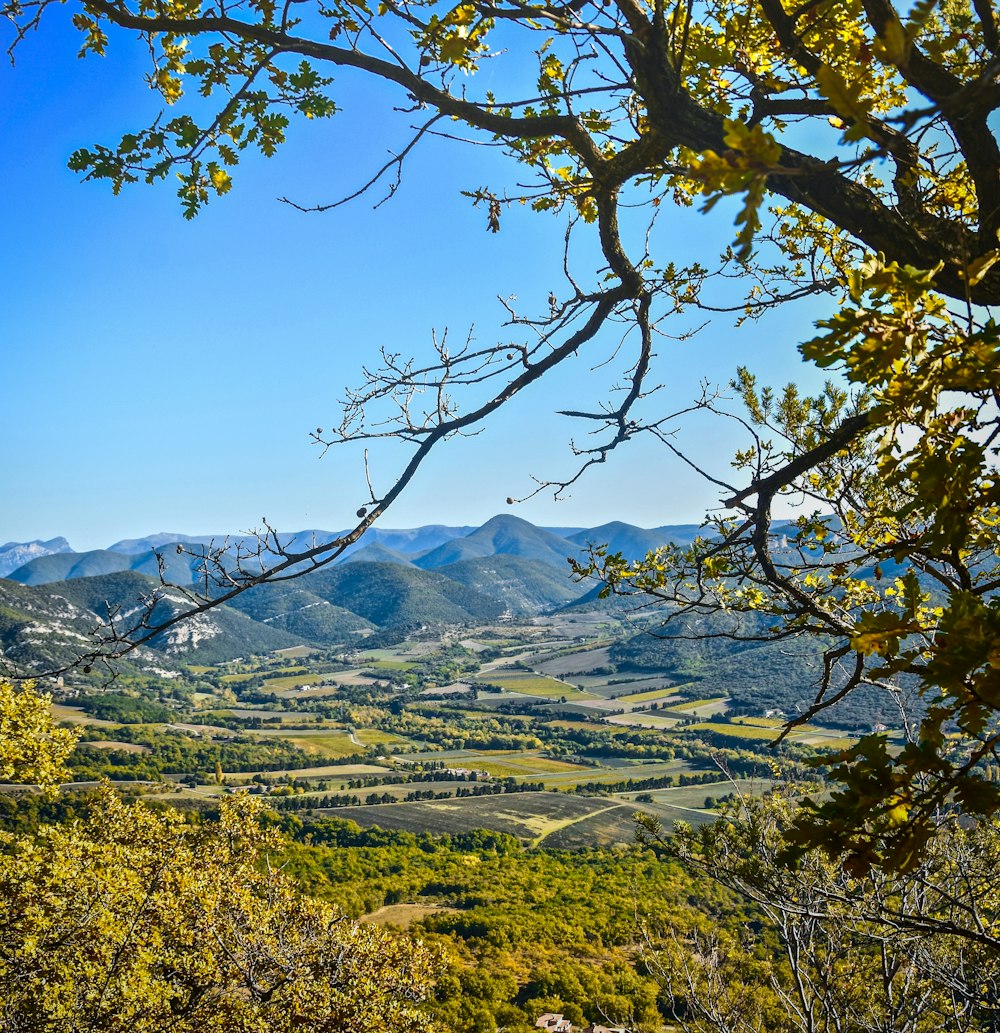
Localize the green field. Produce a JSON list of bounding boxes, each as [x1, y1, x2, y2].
[[475, 673, 600, 700], [617, 686, 684, 704], [354, 728, 408, 746], [260, 672, 329, 691], [50, 704, 116, 727], [606, 712, 681, 729], [618, 777, 777, 817], [688, 719, 855, 748], [254, 730, 362, 758], [361, 659, 419, 672], [456, 750, 593, 779], [668, 696, 729, 712], [687, 721, 778, 740]]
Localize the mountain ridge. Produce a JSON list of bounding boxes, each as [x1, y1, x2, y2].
[[5, 516, 691, 587]]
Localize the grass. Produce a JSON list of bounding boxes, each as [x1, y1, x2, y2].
[[616, 686, 683, 704], [261, 672, 328, 691], [273, 645, 319, 659], [668, 697, 729, 712], [258, 731, 362, 759], [355, 728, 408, 746], [361, 903, 460, 928], [474, 673, 600, 700]]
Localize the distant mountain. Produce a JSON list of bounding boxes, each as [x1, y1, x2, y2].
[[2, 518, 713, 587], [7, 549, 132, 585], [414, 515, 580, 569], [9, 544, 239, 589], [356, 525, 475, 556], [283, 562, 506, 626], [438, 555, 591, 613], [0, 537, 73, 578], [224, 581, 375, 645], [340, 541, 414, 566], [567, 521, 703, 559], [105, 533, 228, 555]]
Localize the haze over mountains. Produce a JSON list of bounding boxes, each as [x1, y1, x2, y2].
[[1, 515, 697, 585], [0, 516, 696, 673]]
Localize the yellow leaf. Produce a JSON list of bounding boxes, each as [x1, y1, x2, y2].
[[962, 251, 999, 286]]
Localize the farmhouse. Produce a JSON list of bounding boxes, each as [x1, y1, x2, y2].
[[536, 1015, 572, 1033]]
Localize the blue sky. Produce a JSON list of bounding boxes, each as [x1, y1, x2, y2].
[[1, 15, 834, 551]]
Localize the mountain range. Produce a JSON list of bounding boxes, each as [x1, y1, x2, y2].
[[0, 516, 693, 673], [2, 515, 692, 587]]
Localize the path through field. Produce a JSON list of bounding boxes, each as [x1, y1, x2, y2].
[[530, 801, 630, 848]]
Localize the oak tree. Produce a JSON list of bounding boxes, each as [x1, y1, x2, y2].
[[0, 684, 441, 1032], [5, 0, 1000, 865]]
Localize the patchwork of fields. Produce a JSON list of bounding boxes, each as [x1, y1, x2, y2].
[[42, 612, 860, 847]]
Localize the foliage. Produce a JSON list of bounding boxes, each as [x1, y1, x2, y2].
[[70, 724, 335, 779], [6, 0, 1000, 871], [0, 790, 440, 1032], [275, 814, 736, 1031], [644, 794, 1000, 1033], [79, 691, 175, 723], [0, 681, 77, 788]]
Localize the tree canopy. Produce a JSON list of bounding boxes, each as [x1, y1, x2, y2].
[[0, 681, 440, 1032], [5, 0, 1000, 867]]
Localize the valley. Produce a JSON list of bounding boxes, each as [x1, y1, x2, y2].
[[0, 518, 909, 1032]]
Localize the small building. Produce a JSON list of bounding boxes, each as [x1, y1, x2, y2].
[[536, 1015, 572, 1033]]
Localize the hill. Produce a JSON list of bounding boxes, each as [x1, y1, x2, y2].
[[7, 549, 131, 585], [438, 555, 591, 613], [567, 521, 703, 559], [414, 515, 580, 569]]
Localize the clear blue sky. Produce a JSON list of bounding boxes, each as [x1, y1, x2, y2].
[[1, 15, 833, 551]]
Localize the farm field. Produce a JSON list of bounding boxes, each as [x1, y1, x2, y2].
[[665, 697, 730, 717], [616, 778, 778, 824], [534, 646, 613, 677], [51, 704, 116, 727], [252, 729, 362, 758], [475, 673, 600, 700], [354, 728, 409, 747], [617, 685, 687, 704], [78, 740, 152, 754], [214, 762, 392, 781], [606, 712, 681, 729], [453, 750, 594, 779], [689, 719, 856, 748], [530, 760, 710, 790], [259, 672, 329, 691], [316, 791, 638, 846]]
